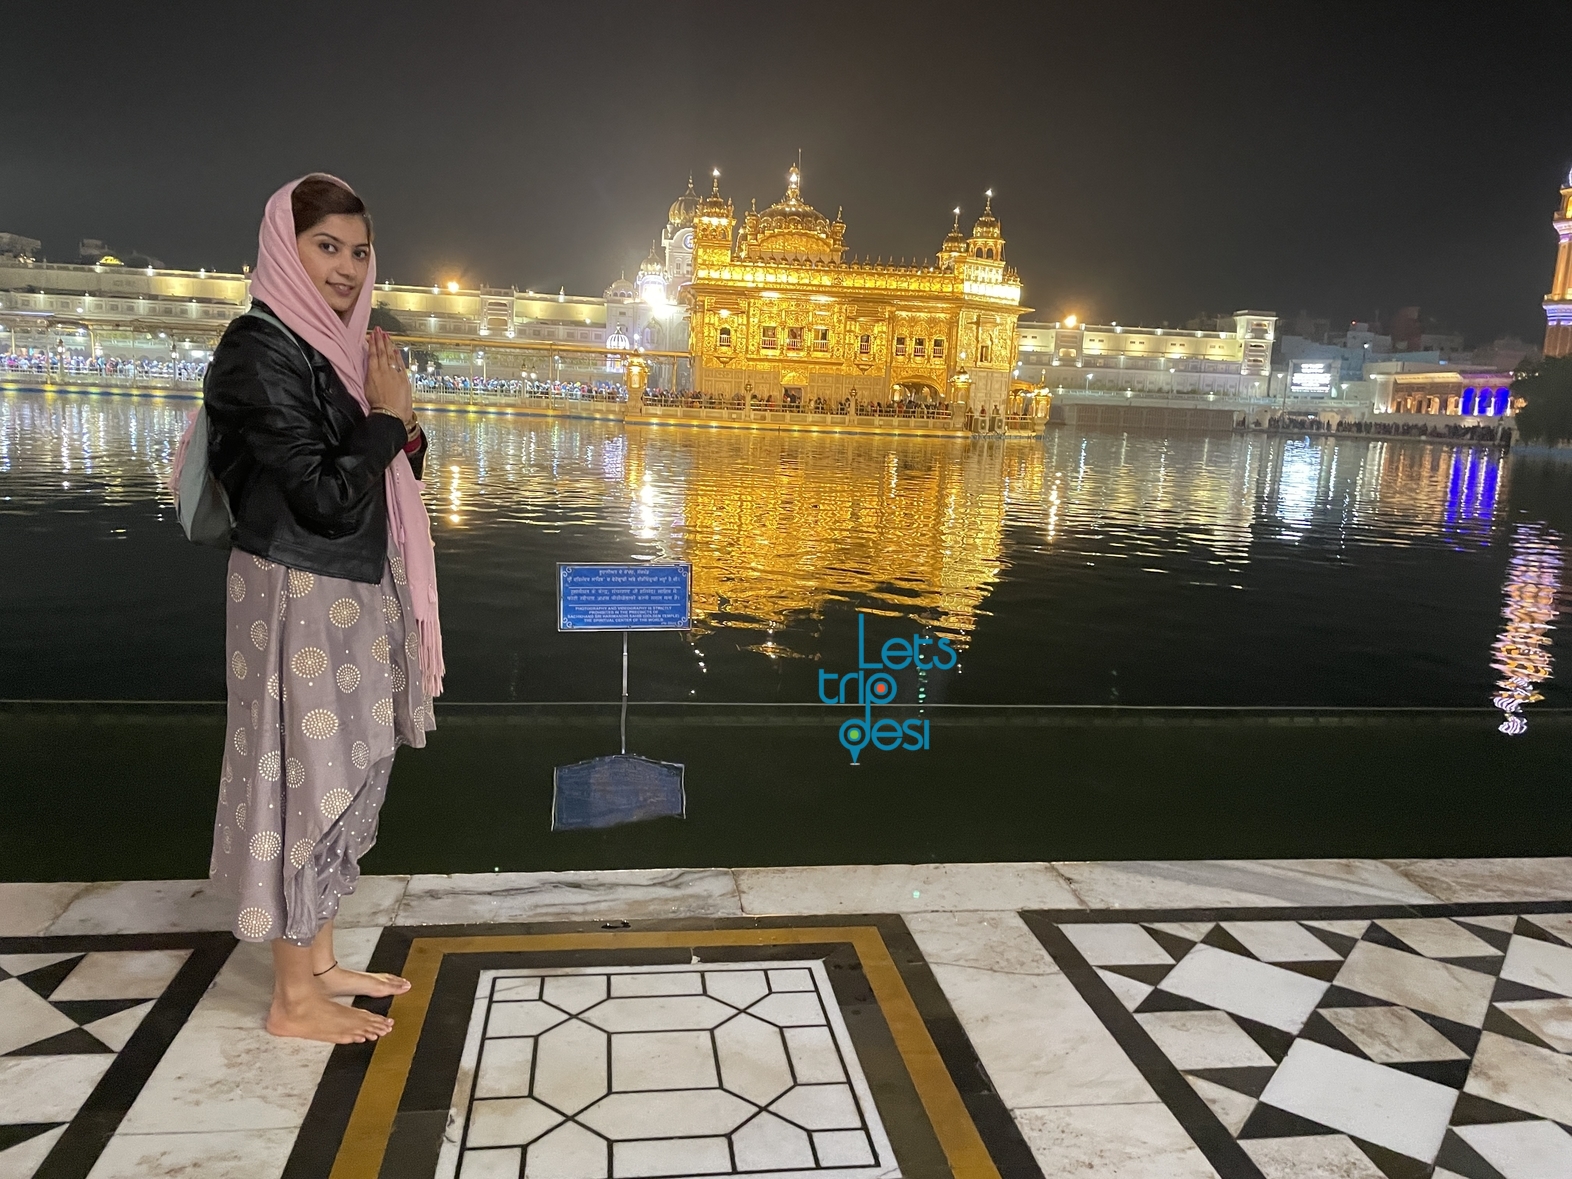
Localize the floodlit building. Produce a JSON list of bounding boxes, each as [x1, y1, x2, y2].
[[1367, 362, 1517, 417], [679, 167, 1028, 421], [1015, 312, 1276, 397]]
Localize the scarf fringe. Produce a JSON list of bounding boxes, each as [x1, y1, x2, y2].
[[418, 616, 445, 699]]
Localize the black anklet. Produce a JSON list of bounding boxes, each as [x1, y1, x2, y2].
[[312, 960, 338, 977]]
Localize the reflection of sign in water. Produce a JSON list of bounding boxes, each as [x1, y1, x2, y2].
[[558, 563, 692, 631], [1290, 359, 1339, 397], [819, 613, 953, 764]]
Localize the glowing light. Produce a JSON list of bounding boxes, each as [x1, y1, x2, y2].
[[1064, 314, 1078, 328], [446, 281, 459, 293]]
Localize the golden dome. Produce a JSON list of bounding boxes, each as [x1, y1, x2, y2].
[[638, 240, 664, 276], [667, 176, 700, 231], [747, 165, 844, 262]]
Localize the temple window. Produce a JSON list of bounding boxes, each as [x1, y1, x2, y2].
[[762, 325, 778, 350], [895, 336, 907, 357], [984, 247, 994, 260], [813, 327, 829, 353], [913, 338, 926, 358], [859, 334, 872, 356], [718, 326, 732, 349], [979, 343, 992, 362], [786, 326, 804, 352], [933, 337, 946, 358]]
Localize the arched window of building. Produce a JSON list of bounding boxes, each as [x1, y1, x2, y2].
[[894, 336, 907, 357], [933, 337, 946, 358], [859, 334, 872, 356], [913, 338, 926, 358], [718, 325, 732, 349], [984, 247, 994, 260], [761, 326, 778, 350]]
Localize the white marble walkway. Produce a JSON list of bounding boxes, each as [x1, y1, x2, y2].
[[2, 857, 1569, 1178]]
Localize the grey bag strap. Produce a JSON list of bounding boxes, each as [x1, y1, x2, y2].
[[243, 305, 312, 368]]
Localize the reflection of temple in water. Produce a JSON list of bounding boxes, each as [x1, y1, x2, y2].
[[423, 414, 1023, 643], [621, 431, 1016, 640], [1490, 523, 1564, 734]]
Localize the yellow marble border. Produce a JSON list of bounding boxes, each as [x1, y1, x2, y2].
[[330, 926, 998, 1179]]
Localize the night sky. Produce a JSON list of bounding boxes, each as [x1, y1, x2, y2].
[[5, 1, 1569, 342]]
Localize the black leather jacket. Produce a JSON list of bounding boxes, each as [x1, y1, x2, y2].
[[204, 300, 426, 584]]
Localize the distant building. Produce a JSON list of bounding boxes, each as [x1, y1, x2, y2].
[[1368, 362, 1517, 417], [0, 253, 656, 379], [1015, 312, 1277, 398], [1543, 167, 1572, 357], [1279, 320, 1448, 381], [0, 233, 41, 260]]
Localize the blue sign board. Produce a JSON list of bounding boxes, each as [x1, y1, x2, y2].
[[558, 563, 692, 631]]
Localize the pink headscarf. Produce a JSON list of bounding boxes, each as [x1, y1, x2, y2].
[[247, 174, 444, 696]]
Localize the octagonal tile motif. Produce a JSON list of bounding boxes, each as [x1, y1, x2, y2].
[[435, 961, 899, 1178]]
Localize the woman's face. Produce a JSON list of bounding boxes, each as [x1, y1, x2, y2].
[[295, 213, 370, 318]]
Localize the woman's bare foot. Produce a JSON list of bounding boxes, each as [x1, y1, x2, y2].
[[317, 964, 412, 999], [266, 992, 394, 1043]]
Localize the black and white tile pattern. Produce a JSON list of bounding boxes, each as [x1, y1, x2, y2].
[[0, 950, 189, 1171], [1031, 908, 1572, 1179], [437, 962, 899, 1179], [0, 936, 232, 1179]]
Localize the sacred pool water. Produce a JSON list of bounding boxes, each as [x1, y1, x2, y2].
[[3, 388, 1568, 878]]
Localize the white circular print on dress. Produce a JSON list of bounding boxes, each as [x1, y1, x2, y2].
[[291, 647, 328, 680], [329, 598, 361, 628], [289, 839, 315, 869], [301, 709, 339, 740]]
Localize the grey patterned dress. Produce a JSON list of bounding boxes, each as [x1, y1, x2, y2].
[[209, 539, 434, 945]]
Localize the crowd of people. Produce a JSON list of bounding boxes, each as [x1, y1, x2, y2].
[[1255, 414, 1514, 446], [639, 388, 957, 420], [411, 374, 624, 401], [1, 352, 208, 382]]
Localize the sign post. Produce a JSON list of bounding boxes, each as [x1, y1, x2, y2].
[[552, 563, 692, 829]]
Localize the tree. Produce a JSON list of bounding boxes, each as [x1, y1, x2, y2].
[[368, 305, 407, 334], [1512, 356, 1572, 446]]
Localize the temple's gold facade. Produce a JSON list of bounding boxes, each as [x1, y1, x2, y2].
[[678, 168, 1028, 424]]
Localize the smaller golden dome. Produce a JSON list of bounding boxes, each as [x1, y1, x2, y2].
[[638, 241, 663, 276], [970, 190, 1002, 240], [941, 207, 966, 252], [699, 169, 729, 219]]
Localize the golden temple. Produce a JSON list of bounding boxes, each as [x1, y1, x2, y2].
[[678, 166, 1029, 426]]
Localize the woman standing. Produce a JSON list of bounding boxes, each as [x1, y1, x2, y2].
[[204, 174, 444, 1043]]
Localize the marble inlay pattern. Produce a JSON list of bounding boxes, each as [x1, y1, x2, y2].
[[1030, 906, 1572, 1179], [0, 937, 228, 1178], [436, 962, 898, 1178]]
